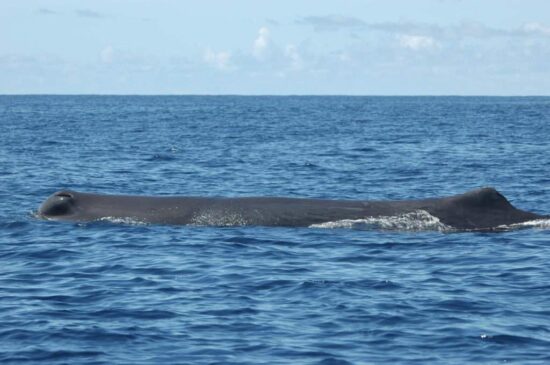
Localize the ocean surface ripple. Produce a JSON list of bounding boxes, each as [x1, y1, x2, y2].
[[1, 96, 549, 364]]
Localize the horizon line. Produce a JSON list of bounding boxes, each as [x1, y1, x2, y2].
[[1, 93, 549, 97]]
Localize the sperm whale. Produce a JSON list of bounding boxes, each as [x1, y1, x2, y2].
[[37, 187, 547, 231]]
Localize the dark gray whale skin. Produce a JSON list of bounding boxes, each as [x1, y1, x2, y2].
[[37, 187, 547, 231]]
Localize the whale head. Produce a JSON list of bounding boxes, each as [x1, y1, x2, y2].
[[38, 191, 77, 220]]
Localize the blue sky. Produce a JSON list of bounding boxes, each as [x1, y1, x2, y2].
[[1, 0, 550, 95]]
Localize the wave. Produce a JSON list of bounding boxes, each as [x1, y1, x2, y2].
[[35, 210, 550, 232], [310, 210, 452, 232], [498, 218, 550, 231], [96, 216, 149, 226], [310, 211, 550, 232]]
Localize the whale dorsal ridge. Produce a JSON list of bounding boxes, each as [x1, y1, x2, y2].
[[453, 187, 513, 210]]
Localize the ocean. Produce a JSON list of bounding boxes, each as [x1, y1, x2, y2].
[[1, 95, 549, 364]]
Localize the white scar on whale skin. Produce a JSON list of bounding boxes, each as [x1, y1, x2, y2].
[[190, 210, 249, 227]]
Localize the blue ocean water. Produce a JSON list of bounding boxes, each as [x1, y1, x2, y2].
[[1, 95, 550, 364]]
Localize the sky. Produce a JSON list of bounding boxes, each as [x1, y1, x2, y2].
[[1, 0, 550, 95]]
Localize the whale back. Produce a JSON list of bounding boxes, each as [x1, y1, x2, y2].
[[37, 187, 546, 230], [423, 187, 543, 230]]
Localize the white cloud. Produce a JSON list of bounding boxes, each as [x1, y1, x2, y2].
[[253, 27, 271, 60], [522, 22, 550, 36], [338, 52, 352, 62], [76, 9, 106, 19], [250, 27, 306, 73], [100, 46, 114, 64], [398, 35, 438, 50], [36, 8, 58, 15], [203, 48, 232, 70], [297, 15, 366, 31], [284, 44, 303, 70], [297, 16, 550, 40]]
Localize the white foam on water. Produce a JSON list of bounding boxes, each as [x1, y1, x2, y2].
[[496, 218, 550, 231], [30, 210, 43, 219], [97, 216, 149, 226], [310, 210, 453, 232]]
